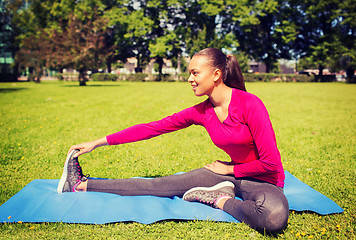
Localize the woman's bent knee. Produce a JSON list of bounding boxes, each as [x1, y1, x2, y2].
[[262, 205, 289, 233]]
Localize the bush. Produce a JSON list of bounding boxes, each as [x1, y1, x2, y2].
[[123, 73, 149, 81], [91, 73, 119, 81], [314, 75, 336, 82], [0, 73, 17, 82], [28, 73, 35, 82], [243, 73, 313, 82], [54, 73, 79, 81], [158, 74, 173, 82], [177, 73, 189, 82], [54, 73, 64, 80]]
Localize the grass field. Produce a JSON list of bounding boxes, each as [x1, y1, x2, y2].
[[0, 81, 355, 239]]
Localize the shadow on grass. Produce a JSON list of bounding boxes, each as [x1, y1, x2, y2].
[[0, 88, 28, 93]]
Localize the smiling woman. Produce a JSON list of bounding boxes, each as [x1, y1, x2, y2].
[[189, 48, 245, 93], [57, 48, 289, 234]]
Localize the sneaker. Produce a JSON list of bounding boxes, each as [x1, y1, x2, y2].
[[183, 181, 235, 208], [57, 149, 88, 193]]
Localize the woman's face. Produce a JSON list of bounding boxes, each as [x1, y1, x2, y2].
[[188, 55, 217, 97]]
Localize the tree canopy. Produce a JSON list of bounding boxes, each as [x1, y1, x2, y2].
[[2, 0, 355, 84]]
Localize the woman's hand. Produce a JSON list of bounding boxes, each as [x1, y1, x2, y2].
[[68, 137, 109, 158], [204, 160, 234, 175]]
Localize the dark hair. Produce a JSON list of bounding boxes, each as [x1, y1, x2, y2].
[[194, 48, 246, 91]]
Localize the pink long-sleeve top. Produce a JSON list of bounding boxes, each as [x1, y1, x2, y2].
[[107, 88, 285, 187]]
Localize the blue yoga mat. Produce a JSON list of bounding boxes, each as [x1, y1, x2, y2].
[[0, 171, 343, 224]]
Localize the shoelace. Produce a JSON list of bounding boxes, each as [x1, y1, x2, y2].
[[75, 161, 83, 178], [75, 162, 90, 181]]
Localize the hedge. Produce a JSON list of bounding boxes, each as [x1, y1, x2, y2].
[[55, 72, 315, 83], [168, 73, 313, 82], [91, 73, 119, 81], [54, 73, 79, 81], [243, 73, 312, 82]]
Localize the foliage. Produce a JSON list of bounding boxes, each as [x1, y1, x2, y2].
[[5, 0, 355, 84], [229, 0, 297, 73], [91, 73, 119, 81], [177, 72, 190, 82], [15, 30, 51, 83], [234, 51, 250, 73], [120, 73, 149, 81], [243, 73, 312, 82], [50, 12, 112, 86], [149, 32, 178, 80]]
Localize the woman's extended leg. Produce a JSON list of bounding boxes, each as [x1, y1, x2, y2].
[[86, 168, 288, 233], [86, 168, 237, 197], [223, 179, 289, 233]]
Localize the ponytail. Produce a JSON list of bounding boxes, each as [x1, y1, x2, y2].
[[225, 55, 246, 91], [194, 48, 246, 91]]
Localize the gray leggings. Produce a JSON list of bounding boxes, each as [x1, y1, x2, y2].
[[87, 168, 289, 233]]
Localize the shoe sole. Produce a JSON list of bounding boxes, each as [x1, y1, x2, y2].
[[57, 149, 78, 194], [183, 181, 235, 200]]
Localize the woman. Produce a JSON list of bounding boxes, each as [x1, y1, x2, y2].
[[58, 48, 289, 233]]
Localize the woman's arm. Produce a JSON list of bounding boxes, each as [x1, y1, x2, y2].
[[106, 104, 204, 145], [69, 102, 205, 158], [232, 95, 281, 177], [205, 94, 281, 178], [69, 137, 109, 158]]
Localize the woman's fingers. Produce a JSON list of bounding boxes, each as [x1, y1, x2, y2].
[[204, 161, 234, 175], [68, 143, 93, 158]]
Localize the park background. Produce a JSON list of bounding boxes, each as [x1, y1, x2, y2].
[[1, 0, 355, 239], [0, 0, 355, 84]]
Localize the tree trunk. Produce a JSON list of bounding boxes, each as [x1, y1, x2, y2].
[[318, 64, 324, 76], [265, 61, 271, 73], [135, 54, 142, 73], [317, 64, 324, 82], [346, 67, 355, 83], [35, 75, 41, 83], [35, 67, 42, 83], [177, 53, 181, 75], [14, 62, 19, 82], [79, 69, 88, 86], [156, 57, 164, 81], [106, 58, 112, 74]]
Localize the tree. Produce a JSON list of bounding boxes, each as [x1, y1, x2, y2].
[[13, 0, 114, 85], [149, 32, 177, 80], [121, 6, 154, 73], [50, 12, 113, 85], [333, 0, 356, 82], [288, 0, 355, 82], [103, 1, 132, 72], [0, 0, 17, 80], [234, 51, 250, 73], [146, 0, 183, 80], [2, 0, 38, 80], [230, 0, 297, 73], [15, 30, 51, 82], [302, 0, 340, 78]]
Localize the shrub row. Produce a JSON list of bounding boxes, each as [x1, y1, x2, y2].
[[55, 72, 317, 83], [54, 73, 79, 81], [94, 73, 189, 82], [0, 73, 17, 82], [91, 73, 119, 81], [243, 73, 313, 82]]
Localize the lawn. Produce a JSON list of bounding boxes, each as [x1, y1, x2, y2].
[[0, 80, 355, 239]]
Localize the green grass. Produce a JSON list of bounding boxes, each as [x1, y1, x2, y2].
[[0, 81, 355, 239]]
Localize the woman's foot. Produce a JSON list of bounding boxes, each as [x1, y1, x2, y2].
[[57, 149, 88, 193], [183, 181, 235, 208]]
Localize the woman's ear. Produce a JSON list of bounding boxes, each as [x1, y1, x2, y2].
[[213, 69, 222, 82]]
